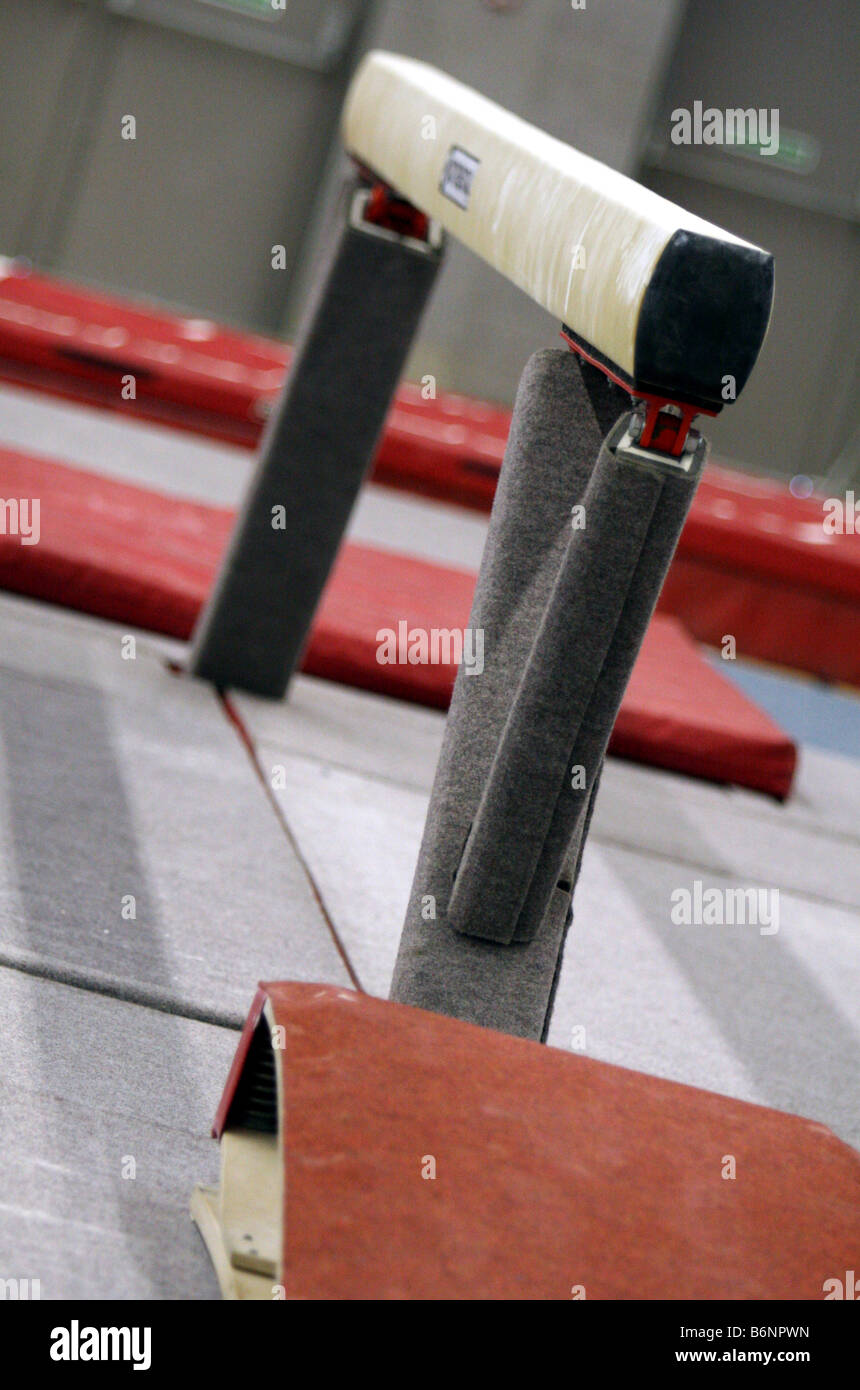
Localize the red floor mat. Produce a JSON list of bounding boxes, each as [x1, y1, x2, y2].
[[0, 262, 856, 685], [0, 447, 796, 796], [0, 259, 510, 481]]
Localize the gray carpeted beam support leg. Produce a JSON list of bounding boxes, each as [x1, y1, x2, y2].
[[189, 179, 444, 697], [390, 348, 705, 1041]]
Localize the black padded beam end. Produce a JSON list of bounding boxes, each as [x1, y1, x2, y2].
[[634, 230, 774, 409]]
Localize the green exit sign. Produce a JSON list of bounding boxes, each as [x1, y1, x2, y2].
[[202, 0, 282, 16], [730, 127, 821, 174]]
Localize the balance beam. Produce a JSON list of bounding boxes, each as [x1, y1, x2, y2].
[[191, 50, 774, 700], [343, 50, 773, 413], [190, 51, 775, 1040]]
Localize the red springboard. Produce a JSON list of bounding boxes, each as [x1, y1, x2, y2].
[[216, 982, 860, 1300], [0, 447, 795, 796]]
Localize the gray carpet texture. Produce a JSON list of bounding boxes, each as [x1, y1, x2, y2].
[[190, 178, 443, 697], [391, 349, 704, 1039]]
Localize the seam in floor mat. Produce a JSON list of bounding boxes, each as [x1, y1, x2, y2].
[[219, 690, 364, 993]]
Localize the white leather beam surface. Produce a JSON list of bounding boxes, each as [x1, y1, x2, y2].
[[342, 52, 763, 384]]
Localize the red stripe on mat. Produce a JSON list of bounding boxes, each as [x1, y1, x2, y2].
[[0, 448, 796, 797]]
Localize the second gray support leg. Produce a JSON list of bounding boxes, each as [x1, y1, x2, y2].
[[189, 179, 443, 697], [390, 348, 704, 1041]]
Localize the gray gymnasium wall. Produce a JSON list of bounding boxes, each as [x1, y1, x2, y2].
[[0, 0, 856, 482], [0, 0, 371, 329], [640, 0, 859, 482]]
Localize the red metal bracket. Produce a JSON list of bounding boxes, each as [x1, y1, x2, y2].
[[636, 396, 704, 457], [560, 327, 716, 458], [363, 181, 431, 243]]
